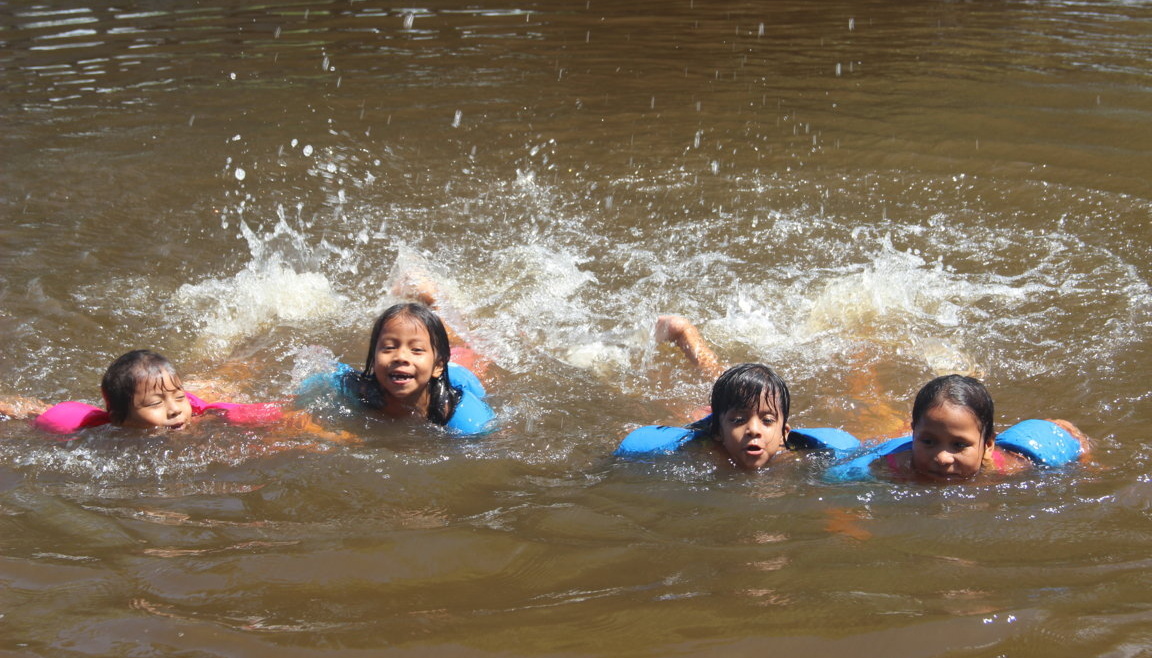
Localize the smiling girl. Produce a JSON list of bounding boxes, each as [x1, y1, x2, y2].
[[320, 303, 495, 436], [826, 374, 1090, 483]]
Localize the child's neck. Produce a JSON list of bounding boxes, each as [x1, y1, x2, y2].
[[380, 391, 431, 420]]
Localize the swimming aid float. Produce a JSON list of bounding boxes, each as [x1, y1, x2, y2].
[[615, 420, 860, 457], [33, 394, 285, 435], [823, 418, 1084, 482], [296, 361, 495, 437]]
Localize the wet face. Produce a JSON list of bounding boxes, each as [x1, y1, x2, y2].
[[911, 402, 990, 481], [373, 314, 445, 412], [121, 374, 193, 430], [716, 393, 791, 470]]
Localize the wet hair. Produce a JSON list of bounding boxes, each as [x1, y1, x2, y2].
[[359, 302, 460, 425], [703, 363, 791, 438], [101, 349, 184, 425], [911, 374, 995, 445]]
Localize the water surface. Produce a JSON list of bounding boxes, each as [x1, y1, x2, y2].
[[2, 1, 1151, 655]]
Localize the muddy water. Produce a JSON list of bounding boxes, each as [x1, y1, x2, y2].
[[1, 1, 1151, 655]]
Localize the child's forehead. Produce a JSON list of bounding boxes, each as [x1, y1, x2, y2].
[[731, 390, 782, 412], [380, 314, 431, 338], [134, 372, 183, 395]]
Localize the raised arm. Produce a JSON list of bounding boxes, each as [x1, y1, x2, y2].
[[391, 269, 493, 383], [655, 315, 725, 381]]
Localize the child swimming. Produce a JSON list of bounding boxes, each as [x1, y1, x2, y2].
[[694, 362, 795, 469], [5, 349, 336, 437], [309, 302, 495, 436], [826, 374, 1090, 483], [615, 316, 859, 468]]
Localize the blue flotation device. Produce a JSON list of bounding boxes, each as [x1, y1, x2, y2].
[[614, 418, 860, 457], [824, 418, 1083, 482], [296, 361, 495, 436]]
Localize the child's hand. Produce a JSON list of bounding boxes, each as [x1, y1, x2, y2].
[[655, 315, 724, 380], [655, 315, 691, 343], [0, 396, 50, 419], [280, 410, 360, 445]]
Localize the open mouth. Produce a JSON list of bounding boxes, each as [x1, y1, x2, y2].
[[388, 372, 416, 384]]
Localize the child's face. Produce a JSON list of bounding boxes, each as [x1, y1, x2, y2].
[[373, 314, 445, 409], [911, 402, 989, 481], [715, 393, 791, 469], [122, 375, 193, 430]]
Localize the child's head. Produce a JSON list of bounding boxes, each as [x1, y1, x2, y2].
[[910, 374, 995, 480], [361, 303, 454, 422], [708, 363, 792, 469], [101, 350, 193, 429]]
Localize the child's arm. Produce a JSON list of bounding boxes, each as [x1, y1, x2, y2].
[[655, 315, 725, 380], [0, 395, 51, 419], [200, 399, 358, 445], [277, 410, 360, 445]]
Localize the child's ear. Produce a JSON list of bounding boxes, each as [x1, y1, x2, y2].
[[432, 361, 445, 379], [100, 388, 111, 411]]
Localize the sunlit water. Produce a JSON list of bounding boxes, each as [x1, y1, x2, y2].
[[1, 1, 1151, 655]]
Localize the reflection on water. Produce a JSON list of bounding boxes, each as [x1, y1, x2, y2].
[[2, 0, 1152, 655]]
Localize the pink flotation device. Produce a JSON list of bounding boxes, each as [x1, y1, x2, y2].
[[32, 393, 285, 435]]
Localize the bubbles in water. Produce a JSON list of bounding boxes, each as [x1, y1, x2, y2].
[[234, 167, 246, 181]]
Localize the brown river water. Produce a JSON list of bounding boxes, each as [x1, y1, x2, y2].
[[1, 1, 1151, 655]]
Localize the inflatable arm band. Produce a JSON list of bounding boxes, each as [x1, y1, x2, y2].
[[296, 361, 493, 437], [824, 418, 1083, 482], [615, 421, 860, 457], [33, 394, 285, 435]]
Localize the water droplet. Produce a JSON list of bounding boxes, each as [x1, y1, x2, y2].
[[234, 168, 246, 181]]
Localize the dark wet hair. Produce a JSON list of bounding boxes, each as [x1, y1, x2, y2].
[[704, 363, 791, 437], [101, 350, 184, 425], [911, 374, 995, 445], [359, 302, 459, 425]]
